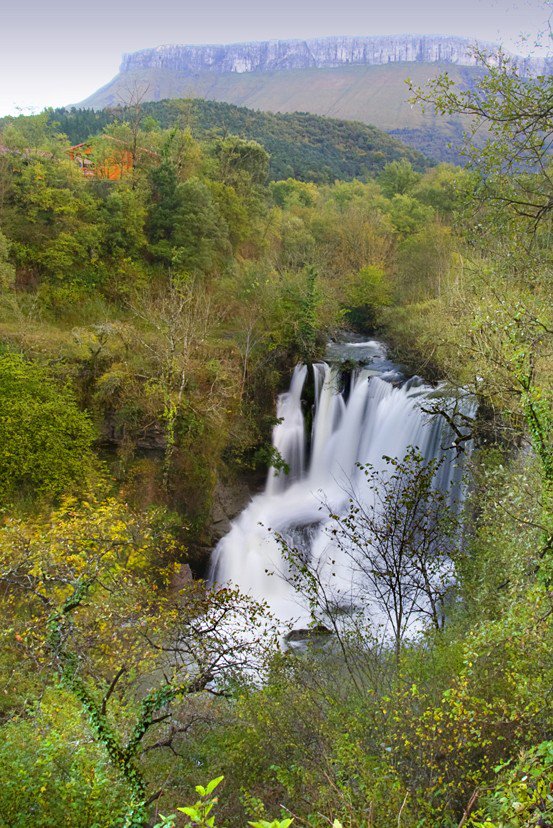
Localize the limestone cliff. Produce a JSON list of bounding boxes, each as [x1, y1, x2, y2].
[[76, 35, 550, 162], [118, 35, 538, 76]]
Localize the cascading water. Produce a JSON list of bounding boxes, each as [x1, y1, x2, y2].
[[266, 364, 308, 495], [210, 339, 474, 632]]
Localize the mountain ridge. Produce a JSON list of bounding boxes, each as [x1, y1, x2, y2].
[[117, 34, 546, 76], [76, 35, 551, 162]]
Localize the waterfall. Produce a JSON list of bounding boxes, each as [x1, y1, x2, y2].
[[266, 364, 308, 495], [209, 340, 474, 631]]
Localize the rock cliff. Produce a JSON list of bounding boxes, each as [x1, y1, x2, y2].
[[119, 35, 501, 76], [76, 35, 550, 161]]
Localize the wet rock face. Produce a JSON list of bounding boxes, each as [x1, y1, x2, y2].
[[285, 625, 333, 642], [209, 474, 261, 544], [120, 35, 493, 76]]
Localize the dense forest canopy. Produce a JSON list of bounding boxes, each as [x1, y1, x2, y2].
[[0, 44, 551, 828], [0, 98, 430, 183]]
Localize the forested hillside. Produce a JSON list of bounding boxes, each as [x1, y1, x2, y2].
[[0, 46, 551, 828], [37, 99, 430, 181]]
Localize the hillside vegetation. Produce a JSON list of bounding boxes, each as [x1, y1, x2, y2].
[[0, 47, 551, 828], [42, 98, 430, 182], [77, 62, 478, 162]]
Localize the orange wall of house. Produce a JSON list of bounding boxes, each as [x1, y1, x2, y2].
[[96, 151, 133, 180], [68, 145, 133, 180]]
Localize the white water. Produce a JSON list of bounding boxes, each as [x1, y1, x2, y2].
[[210, 340, 473, 631]]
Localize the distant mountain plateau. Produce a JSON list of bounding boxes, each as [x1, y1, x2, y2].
[[76, 35, 551, 163]]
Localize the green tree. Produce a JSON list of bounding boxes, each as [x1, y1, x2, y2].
[[412, 163, 472, 217], [395, 222, 455, 302], [388, 193, 435, 236], [0, 689, 127, 827], [1, 146, 102, 286], [0, 352, 97, 506], [0, 112, 66, 154], [409, 43, 553, 555], [146, 164, 230, 273], [172, 178, 230, 275], [270, 179, 318, 209], [101, 185, 147, 259], [410, 45, 553, 226], [0, 228, 15, 288], [218, 136, 270, 189], [379, 159, 421, 198], [0, 497, 274, 827], [343, 264, 392, 328], [146, 161, 183, 264]]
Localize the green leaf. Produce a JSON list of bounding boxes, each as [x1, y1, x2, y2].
[[205, 776, 224, 796], [177, 806, 201, 820]]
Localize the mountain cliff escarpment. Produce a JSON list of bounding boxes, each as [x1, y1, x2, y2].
[[77, 35, 550, 162], [118, 35, 539, 75], [120, 35, 487, 74]]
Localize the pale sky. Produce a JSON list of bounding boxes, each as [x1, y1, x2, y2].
[[0, 0, 551, 116]]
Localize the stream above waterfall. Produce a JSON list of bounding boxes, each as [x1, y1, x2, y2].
[[210, 337, 474, 636]]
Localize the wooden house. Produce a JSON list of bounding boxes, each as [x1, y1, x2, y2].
[[67, 137, 134, 180]]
